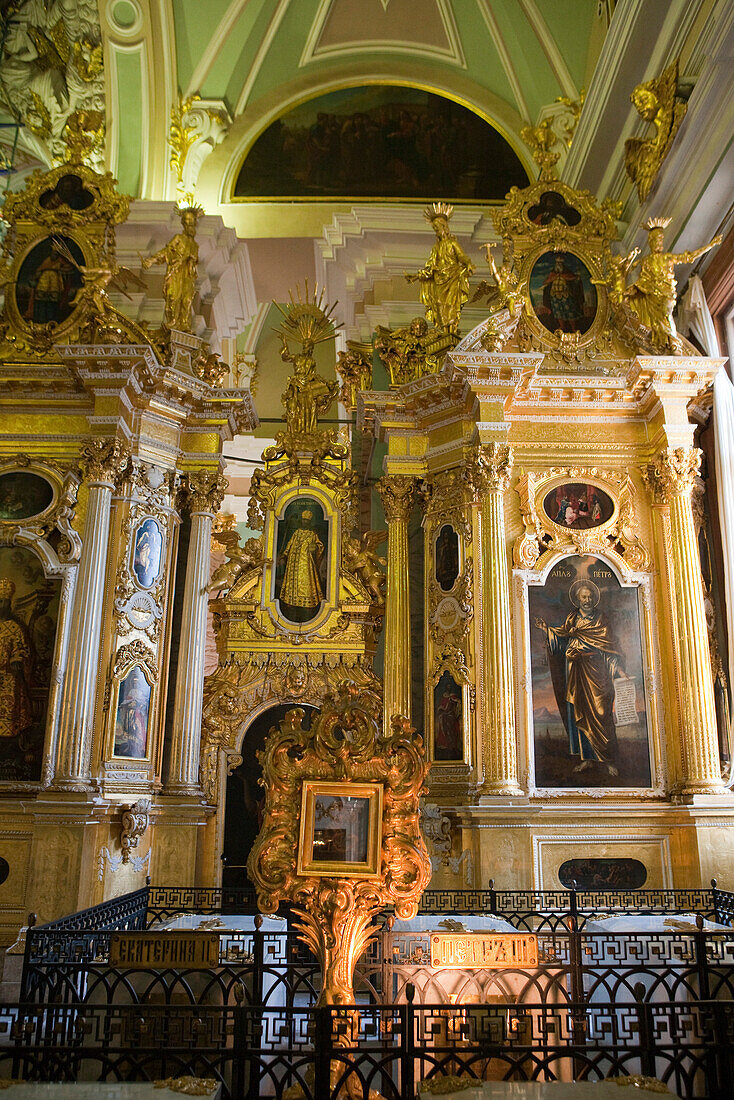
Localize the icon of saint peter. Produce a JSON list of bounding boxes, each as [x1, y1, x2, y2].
[[277, 509, 325, 623]]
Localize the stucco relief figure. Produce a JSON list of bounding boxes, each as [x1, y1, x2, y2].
[[534, 580, 625, 777], [406, 202, 473, 337], [0, 579, 32, 744], [276, 504, 326, 624], [142, 205, 203, 331], [624, 217, 721, 350]]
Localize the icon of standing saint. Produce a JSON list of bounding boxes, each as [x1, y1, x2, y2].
[[275, 499, 328, 624]]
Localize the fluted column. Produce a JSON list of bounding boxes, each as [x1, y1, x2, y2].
[[54, 438, 130, 790], [377, 476, 416, 731], [166, 468, 227, 794], [469, 444, 522, 796], [644, 447, 726, 796]]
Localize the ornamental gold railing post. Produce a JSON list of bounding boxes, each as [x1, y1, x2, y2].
[[166, 468, 227, 794], [53, 438, 130, 790], [468, 444, 522, 796], [644, 447, 726, 796], [377, 476, 416, 730]]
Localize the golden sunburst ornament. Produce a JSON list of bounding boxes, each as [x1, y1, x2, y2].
[[423, 201, 454, 224], [273, 282, 342, 351]]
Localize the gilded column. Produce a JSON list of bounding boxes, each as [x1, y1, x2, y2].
[[469, 444, 522, 796], [644, 447, 725, 795], [377, 476, 416, 730], [54, 438, 130, 790], [166, 468, 227, 794]]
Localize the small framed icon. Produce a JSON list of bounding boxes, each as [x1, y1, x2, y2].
[[297, 780, 383, 879]]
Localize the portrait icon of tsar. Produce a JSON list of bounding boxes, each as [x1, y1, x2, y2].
[[530, 558, 651, 789], [275, 499, 329, 624]]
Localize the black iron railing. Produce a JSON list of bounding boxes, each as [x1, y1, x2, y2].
[[1, 996, 733, 1099]]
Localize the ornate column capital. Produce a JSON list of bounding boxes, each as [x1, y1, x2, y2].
[[377, 475, 416, 523], [79, 437, 132, 486], [185, 468, 228, 515], [644, 446, 701, 504], [464, 443, 514, 500]]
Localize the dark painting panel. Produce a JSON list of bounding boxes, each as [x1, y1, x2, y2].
[[0, 472, 54, 522], [0, 546, 60, 782], [530, 555, 651, 789], [234, 85, 528, 200], [132, 518, 164, 589], [433, 670, 463, 762], [542, 482, 615, 531], [14, 235, 84, 325], [113, 665, 151, 759], [559, 858, 648, 890], [312, 795, 370, 864], [435, 524, 460, 591], [529, 251, 597, 336], [275, 497, 329, 624]]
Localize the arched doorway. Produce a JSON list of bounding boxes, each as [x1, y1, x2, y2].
[[221, 702, 318, 889]]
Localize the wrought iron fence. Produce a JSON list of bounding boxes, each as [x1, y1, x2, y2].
[[1, 997, 733, 1099]]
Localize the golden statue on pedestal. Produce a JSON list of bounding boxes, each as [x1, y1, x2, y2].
[[142, 202, 203, 331], [406, 202, 473, 338], [624, 58, 688, 203], [624, 217, 721, 350], [275, 286, 340, 442]]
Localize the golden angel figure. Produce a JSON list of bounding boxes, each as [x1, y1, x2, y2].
[[624, 218, 721, 349], [281, 341, 338, 436], [142, 205, 202, 331], [278, 509, 324, 622], [624, 58, 688, 202], [406, 203, 474, 337]]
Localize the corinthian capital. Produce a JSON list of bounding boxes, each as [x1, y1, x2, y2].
[[79, 437, 132, 486], [643, 446, 701, 504], [464, 443, 513, 499], [377, 475, 416, 523], [185, 468, 228, 514]]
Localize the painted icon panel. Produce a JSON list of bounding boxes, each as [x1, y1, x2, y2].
[[433, 670, 464, 762], [542, 482, 614, 531], [529, 555, 651, 788], [233, 85, 528, 201], [435, 524, 460, 591], [529, 251, 598, 336], [558, 857, 648, 890], [0, 472, 54, 522], [14, 235, 84, 326], [0, 546, 60, 781], [132, 518, 164, 589], [113, 665, 152, 759], [275, 497, 329, 624]]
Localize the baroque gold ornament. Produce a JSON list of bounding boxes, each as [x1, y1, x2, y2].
[[247, 683, 431, 1005], [624, 218, 721, 352], [406, 203, 473, 338], [142, 202, 204, 332], [624, 58, 688, 203], [274, 285, 340, 444]]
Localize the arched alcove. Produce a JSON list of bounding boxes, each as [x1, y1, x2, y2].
[[221, 702, 319, 889]]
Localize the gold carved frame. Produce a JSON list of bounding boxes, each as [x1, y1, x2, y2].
[[297, 779, 383, 879]]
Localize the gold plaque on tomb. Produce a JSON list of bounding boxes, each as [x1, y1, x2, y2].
[[109, 932, 220, 969], [430, 933, 538, 970]]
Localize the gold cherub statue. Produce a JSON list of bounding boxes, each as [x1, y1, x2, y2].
[[275, 285, 340, 439], [343, 530, 387, 605], [473, 244, 524, 314], [406, 202, 474, 338], [624, 58, 688, 202], [141, 202, 203, 331], [624, 217, 721, 350]]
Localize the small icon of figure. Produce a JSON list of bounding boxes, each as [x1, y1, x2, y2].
[[133, 521, 163, 589], [278, 509, 325, 623], [534, 580, 626, 777], [540, 254, 586, 333], [114, 666, 151, 758], [0, 579, 32, 742]]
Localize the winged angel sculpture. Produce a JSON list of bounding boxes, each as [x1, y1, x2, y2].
[[624, 58, 688, 202]]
